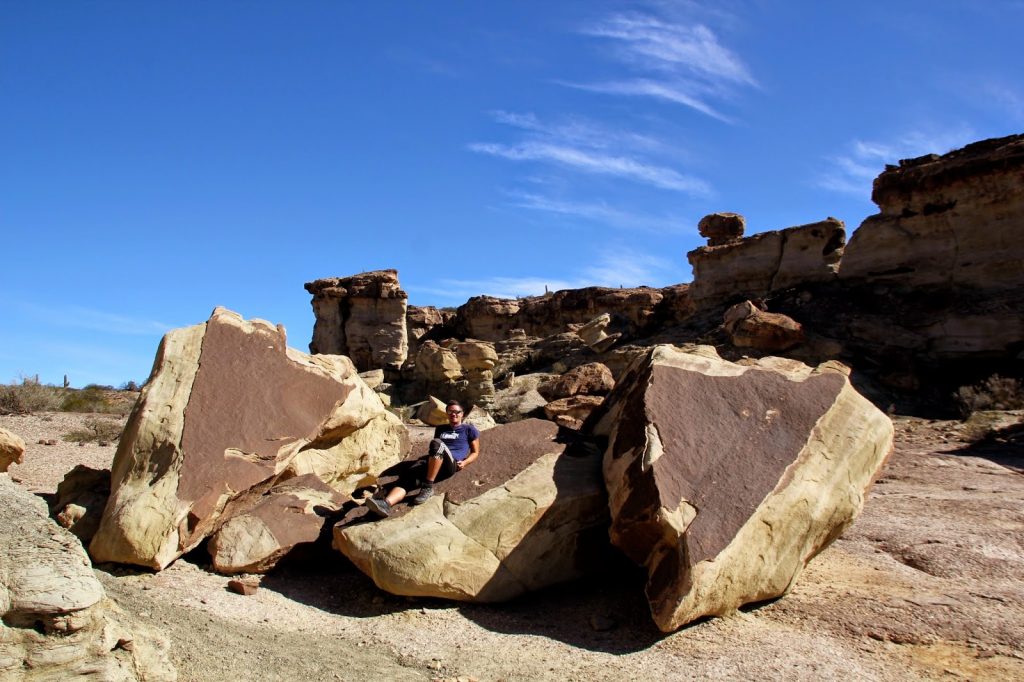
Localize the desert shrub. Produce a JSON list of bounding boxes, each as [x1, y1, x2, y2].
[[120, 380, 141, 392], [61, 386, 120, 414], [0, 377, 64, 414], [63, 416, 125, 444], [955, 374, 1024, 417]]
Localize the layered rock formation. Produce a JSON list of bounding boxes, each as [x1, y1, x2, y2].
[[305, 134, 1024, 414], [454, 287, 665, 342], [593, 345, 893, 632], [825, 133, 1024, 358], [305, 270, 409, 372], [333, 419, 609, 601], [90, 307, 406, 571], [687, 218, 846, 306], [0, 475, 175, 680]]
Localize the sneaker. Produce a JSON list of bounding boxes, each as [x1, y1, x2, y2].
[[365, 497, 392, 518], [410, 484, 435, 505]]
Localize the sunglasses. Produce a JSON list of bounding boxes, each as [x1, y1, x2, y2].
[[447, 410, 463, 415]]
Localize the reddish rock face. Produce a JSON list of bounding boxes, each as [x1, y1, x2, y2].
[[90, 308, 406, 571], [179, 316, 352, 543], [594, 345, 893, 631]]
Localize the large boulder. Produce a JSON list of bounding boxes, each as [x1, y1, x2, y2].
[[0, 475, 175, 680], [723, 301, 806, 352], [593, 345, 893, 632], [90, 307, 406, 570], [208, 474, 346, 574], [333, 419, 609, 601], [0, 427, 25, 472], [538, 362, 614, 401]]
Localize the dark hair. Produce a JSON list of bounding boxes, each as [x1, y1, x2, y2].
[[446, 400, 463, 411]]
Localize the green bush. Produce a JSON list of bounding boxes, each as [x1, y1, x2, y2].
[[60, 387, 121, 414], [0, 378, 64, 414], [955, 374, 1024, 417], [63, 416, 125, 444]]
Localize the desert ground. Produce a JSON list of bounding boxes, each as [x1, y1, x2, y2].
[[2, 410, 1022, 682]]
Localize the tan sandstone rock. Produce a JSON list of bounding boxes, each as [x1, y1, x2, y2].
[[333, 420, 609, 601], [90, 307, 406, 570], [0, 427, 25, 472], [538, 362, 615, 401], [208, 474, 346, 574], [698, 212, 745, 246], [723, 301, 806, 352], [415, 396, 449, 427], [0, 475, 175, 680], [543, 395, 605, 431], [593, 345, 893, 632], [688, 218, 845, 306], [305, 270, 409, 372]]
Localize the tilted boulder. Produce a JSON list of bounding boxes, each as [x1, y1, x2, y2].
[[543, 395, 605, 431], [333, 419, 609, 601], [0, 475, 175, 680], [538, 362, 614, 401], [90, 307, 406, 570], [723, 300, 806, 352], [414, 341, 462, 385], [0, 427, 25, 472], [305, 269, 409, 372], [593, 345, 893, 632], [208, 474, 346, 574], [687, 218, 845, 307], [415, 396, 448, 426]]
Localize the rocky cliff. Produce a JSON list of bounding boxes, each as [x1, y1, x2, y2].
[[307, 133, 1024, 411]]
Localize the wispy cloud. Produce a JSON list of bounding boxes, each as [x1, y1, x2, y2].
[[583, 15, 755, 85], [817, 126, 977, 195], [470, 140, 709, 194], [572, 10, 756, 120], [410, 247, 681, 303], [506, 191, 688, 233]]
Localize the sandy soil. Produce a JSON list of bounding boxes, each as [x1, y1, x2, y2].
[[2, 411, 1022, 682]]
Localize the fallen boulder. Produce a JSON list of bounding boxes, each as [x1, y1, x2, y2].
[[593, 345, 893, 632], [0, 475, 175, 680], [723, 301, 806, 351], [90, 307, 406, 570], [208, 474, 346, 574], [333, 419, 609, 601]]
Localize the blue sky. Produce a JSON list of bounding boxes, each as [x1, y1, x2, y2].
[[2, 1, 1022, 387]]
